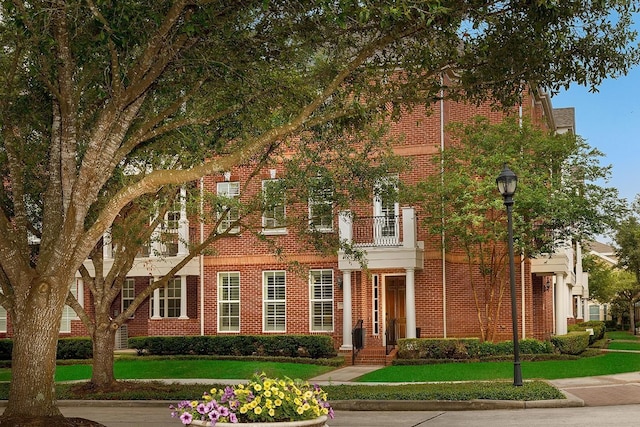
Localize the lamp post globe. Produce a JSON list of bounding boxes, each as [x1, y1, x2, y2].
[[496, 164, 523, 387]]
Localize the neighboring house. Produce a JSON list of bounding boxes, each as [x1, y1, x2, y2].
[[586, 240, 618, 322], [0, 82, 584, 363]]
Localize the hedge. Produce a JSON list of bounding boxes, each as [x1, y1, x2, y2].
[[568, 320, 606, 344], [128, 334, 337, 359], [0, 337, 93, 361], [397, 338, 554, 360], [550, 332, 590, 355]]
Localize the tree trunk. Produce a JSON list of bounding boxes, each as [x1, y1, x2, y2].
[[90, 323, 118, 388], [629, 301, 636, 334], [3, 305, 63, 418]]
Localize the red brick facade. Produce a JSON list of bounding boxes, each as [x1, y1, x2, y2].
[[1, 85, 560, 349]]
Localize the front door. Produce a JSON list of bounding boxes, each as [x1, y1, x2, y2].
[[385, 276, 406, 344]]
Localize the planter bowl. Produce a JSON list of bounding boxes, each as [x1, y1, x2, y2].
[[188, 415, 329, 427]]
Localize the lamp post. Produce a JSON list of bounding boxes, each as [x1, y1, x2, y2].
[[496, 164, 523, 387]]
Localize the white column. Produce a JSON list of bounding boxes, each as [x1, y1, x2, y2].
[[103, 229, 113, 260], [405, 268, 416, 338], [152, 284, 161, 319], [401, 207, 416, 249], [340, 270, 353, 350], [576, 295, 584, 320], [338, 211, 353, 243], [555, 274, 568, 335], [180, 276, 189, 319]]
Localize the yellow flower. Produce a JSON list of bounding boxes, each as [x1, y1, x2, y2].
[[269, 408, 275, 417], [297, 406, 305, 415], [254, 406, 263, 415], [303, 391, 313, 399], [294, 397, 302, 406], [302, 403, 310, 411], [190, 401, 198, 408], [274, 398, 282, 406], [239, 406, 248, 414], [264, 390, 272, 398]]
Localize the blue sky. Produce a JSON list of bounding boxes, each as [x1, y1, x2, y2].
[[551, 15, 640, 206], [551, 66, 640, 206]]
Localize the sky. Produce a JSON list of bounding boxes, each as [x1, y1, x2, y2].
[[550, 16, 640, 207], [551, 65, 640, 206]]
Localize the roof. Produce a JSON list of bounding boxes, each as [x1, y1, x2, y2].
[[552, 107, 575, 133]]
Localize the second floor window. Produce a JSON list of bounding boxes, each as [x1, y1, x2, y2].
[[262, 179, 286, 233], [217, 181, 241, 234], [308, 185, 334, 232]]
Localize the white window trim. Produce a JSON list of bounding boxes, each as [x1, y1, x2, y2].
[[262, 270, 286, 333], [309, 269, 334, 332], [150, 276, 186, 319], [217, 271, 241, 333]]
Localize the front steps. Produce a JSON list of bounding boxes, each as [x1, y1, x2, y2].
[[340, 346, 397, 366]]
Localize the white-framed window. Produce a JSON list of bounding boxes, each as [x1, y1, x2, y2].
[[121, 278, 135, 318], [217, 181, 241, 234], [308, 185, 333, 232], [262, 179, 286, 234], [309, 269, 334, 332], [160, 205, 181, 256], [0, 305, 6, 333], [218, 272, 240, 332], [150, 277, 182, 318], [61, 279, 83, 333], [263, 270, 286, 332]]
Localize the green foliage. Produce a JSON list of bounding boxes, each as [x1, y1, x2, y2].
[[551, 332, 591, 355], [397, 338, 553, 361], [568, 321, 606, 344], [323, 381, 564, 401], [128, 335, 336, 359], [0, 340, 11, 361], [0, 338, 93, 361], [56, 338, 93, 360]]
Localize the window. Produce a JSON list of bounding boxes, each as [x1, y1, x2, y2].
[[372, 274, 379, 335], [0, 305, 6, 333], [308, 184, 333, 232], [151, 277, 182, 318], [61, 279, 83, 333], [263, 271, 286, 332], [262, 179, 286, 233], [310, 269, 334, 332], [218, 272, 240, 332], [160, 206, 181, 256], [217, 181, 241, 234], [121, 278, 135, 318]]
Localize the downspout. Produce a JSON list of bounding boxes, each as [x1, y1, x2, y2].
[[440, 73, 447, 338], [518, 88, 526, 339], [200, 178, 205, 336]]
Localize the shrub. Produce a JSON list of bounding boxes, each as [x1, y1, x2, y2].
[[0, 339, 12, 360], [569, 321, 606, 344], [397, 338, 553, 360], [129, 335, 336, 359], [551, 332, 590, 355], [56, 338, 93, 359]]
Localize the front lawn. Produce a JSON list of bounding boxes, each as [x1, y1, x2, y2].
[[356, 352, 640, 382]]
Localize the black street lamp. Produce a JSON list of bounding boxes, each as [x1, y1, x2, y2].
[[496, 164, 523, 387]]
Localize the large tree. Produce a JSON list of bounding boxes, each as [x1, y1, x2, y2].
[[0, 0, 638, 423], [415, 117, 625, 341]]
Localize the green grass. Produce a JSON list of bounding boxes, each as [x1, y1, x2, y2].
[[606, 331, 640, 340], [607, 341, 640, 351], [0, 359, 335, 382], [356, 352, 640, 382]]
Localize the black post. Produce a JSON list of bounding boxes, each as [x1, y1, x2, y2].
[[504, 196, 523, 387]]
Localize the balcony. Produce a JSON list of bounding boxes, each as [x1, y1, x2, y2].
[[337, 207, 424, 271]]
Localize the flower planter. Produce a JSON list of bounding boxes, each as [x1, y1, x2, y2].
[[187, 415, 329, 427]]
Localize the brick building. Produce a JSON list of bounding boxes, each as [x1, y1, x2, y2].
[[2, 83, 585, 363]]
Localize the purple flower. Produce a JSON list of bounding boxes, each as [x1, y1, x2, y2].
[[197, 403, 208, 414], [229, 413, 238, 423], [180, 412, 193, 425]]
